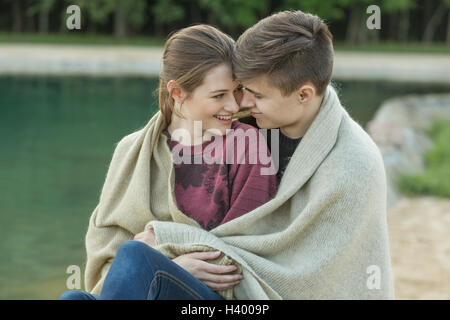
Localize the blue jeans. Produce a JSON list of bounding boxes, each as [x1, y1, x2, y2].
[[59, 240, 224, 300]]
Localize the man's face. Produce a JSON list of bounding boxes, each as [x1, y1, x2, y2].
[[238, 75, 305, 131]]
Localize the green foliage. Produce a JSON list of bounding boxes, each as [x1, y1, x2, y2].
[[27, 0, 56, 17], [75, 0, 116, 25], [151, 0, 185, 24], [75, 0, 147, 28], [380, 0, 417, 12], [277, 0, 347, 20], [198, 0, 269, 29], [399, 120, 450, 198], [3, 0, 450, 44], [121, 0, 148, 28]]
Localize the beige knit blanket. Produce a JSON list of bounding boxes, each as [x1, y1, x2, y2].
[[84, 85, 395, 299]]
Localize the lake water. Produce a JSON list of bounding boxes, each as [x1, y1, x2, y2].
[[1, 76, 449, 299]]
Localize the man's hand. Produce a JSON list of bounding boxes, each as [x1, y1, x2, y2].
[[133, 229, 156, 247], [173, 251, 243, 292]]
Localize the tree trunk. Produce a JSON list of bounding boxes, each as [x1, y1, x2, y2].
[[38, 8, 49, 34], [424, 0, 433, 34], [367, 27, 380, 43], [87, 17, 98, 34], [190, 1, 201, 23], [12, 0, 22, 32], [24, 0, 36, 32], [398, 10, 409, 42], [346, 5, 363, 45], [153, 16, 163, 37], [114, 0, 128, 39], [388, 12, 398, 41], [423, 2, 447, 43], [357, 16, 369, 44], [447, 10, 450, 45]]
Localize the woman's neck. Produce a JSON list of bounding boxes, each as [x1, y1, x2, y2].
[[167, 116, 207, 146]]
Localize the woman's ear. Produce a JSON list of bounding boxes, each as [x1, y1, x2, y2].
[[167, 80, 184, 104]]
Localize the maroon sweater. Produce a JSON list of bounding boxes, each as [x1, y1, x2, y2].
[[164, 121, 278, 231]]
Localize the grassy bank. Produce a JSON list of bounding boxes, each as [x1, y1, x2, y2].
[[1, 32, 449, 54], [399, 120, 450, 198], [334, 42, 450, 54], [0, 32, 166, 46]]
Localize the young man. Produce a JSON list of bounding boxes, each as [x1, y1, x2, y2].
[[230, 10, 395, 298], [144, 10, 395, 299], [233, 10, 334, 181]]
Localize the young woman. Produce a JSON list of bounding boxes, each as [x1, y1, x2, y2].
[[59, 24, 278, 300]]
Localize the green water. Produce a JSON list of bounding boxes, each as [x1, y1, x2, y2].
[[0, 76, 449, 299]]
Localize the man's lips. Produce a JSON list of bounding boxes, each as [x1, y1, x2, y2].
[[251, 111, 263, 118]]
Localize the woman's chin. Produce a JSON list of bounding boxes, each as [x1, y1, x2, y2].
[[204, 124, 230, 137]]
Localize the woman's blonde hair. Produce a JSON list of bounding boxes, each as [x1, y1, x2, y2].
[[158, 24, 235, 126]]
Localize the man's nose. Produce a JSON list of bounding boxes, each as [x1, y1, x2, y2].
[[239, 89, 255, 109]]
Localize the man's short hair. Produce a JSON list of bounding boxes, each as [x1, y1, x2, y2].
[[233, 10, 334, 96]]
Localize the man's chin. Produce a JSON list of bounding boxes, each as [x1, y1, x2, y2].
[[256, 118, 276, 130]]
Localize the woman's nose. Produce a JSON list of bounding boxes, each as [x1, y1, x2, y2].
[[225, 95, 240, 113]]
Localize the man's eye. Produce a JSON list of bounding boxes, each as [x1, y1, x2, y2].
[[234, 86, 243, 92], [213, 94, 225, 99]]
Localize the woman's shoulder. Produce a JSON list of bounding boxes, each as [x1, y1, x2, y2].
[[117, 130, 141, 148], [111, 128, 146, 160]]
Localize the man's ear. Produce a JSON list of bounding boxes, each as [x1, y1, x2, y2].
[[296, 83, 316, 104], [167, 80, 184, 104]]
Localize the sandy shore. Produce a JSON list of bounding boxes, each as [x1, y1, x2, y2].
[[387, 196, 450, 299], [0, 44, 449, 83]]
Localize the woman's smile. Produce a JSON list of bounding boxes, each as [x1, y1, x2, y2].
[[213, 113, 233, 125]]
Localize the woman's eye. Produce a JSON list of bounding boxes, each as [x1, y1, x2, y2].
[[213, 94, 225, 99]]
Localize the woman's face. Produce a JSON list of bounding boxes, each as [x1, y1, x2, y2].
[[176, 63, 241, 136]]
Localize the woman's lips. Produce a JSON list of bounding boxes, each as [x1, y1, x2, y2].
[[251, 111, 263, 118], [213, 115, 232, 125]]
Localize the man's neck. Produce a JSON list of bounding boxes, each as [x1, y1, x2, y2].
[[280, 95, 324, 139]]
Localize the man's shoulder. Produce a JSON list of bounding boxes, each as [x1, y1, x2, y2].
[[320, 114, 385, 180]]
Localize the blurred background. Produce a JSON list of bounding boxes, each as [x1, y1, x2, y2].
[[0, 0, 449, 299]]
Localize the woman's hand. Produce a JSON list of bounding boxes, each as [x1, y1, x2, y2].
[[133, 229, 156, 247], [173, 251, 243, 292]]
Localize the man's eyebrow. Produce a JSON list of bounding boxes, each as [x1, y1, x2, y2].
[[244, 86, 263, 96], [210, 89, 228, 94]]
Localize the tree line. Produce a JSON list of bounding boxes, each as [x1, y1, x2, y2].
[[2, 0, 450, 44]]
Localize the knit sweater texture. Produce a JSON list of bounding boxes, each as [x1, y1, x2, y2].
[[163, 121, 278, 231], [84, 85, 395, 299]]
